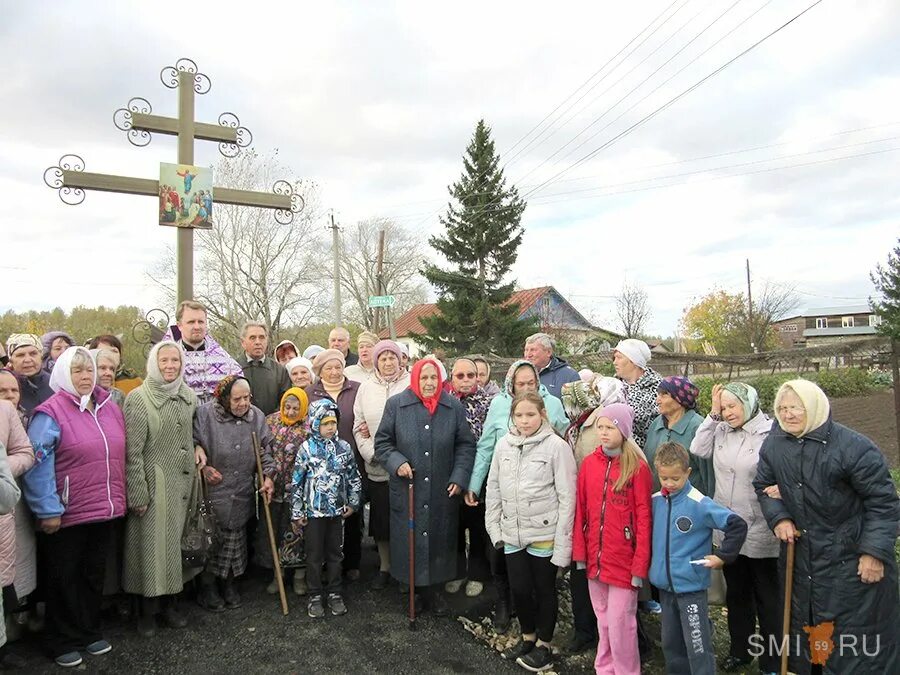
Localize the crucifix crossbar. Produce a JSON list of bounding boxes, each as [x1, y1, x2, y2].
[[43, 58, 303, 304]]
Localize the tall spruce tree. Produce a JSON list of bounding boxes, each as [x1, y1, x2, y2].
[[419, 120, 535, 355], [871, 236, 900, 340]]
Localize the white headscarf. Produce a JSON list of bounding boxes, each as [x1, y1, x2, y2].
[[285, 356, 316, 384], [774, 379, 831, 437], [146, 341, 185, 395], [614, 339, 651, 370], [49, 346, 96, 411]]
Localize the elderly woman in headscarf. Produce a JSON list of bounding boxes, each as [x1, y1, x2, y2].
[[259, 387, 309, 596], [345, 331, 379, 384], [285, 356, 316, 390], [612, 339, 662, 448], [121, 341, 199, 636], [87, 335, 143, 395], [559, 374, 628, 655], [753, 380, 899, 675], [306, 348, 363, 580], [40, 331, 75, 375], [374, 358, 476, 617], [90, 348, 125, 408], [472, 356, 501, 399], [274, 340, 299, 366], [352, 340, 410, 590], [192, 375, 275, 613], [689, 383, 779, 673], [22, 346, 126, 668], [444, 357, 494, 598], [644, 375, 711, 495], [5, 334, 52, 414]]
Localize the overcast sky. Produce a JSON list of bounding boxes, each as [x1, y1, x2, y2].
[[2, 0, 898, 337]]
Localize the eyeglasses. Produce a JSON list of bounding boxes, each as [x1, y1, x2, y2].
[[776, 405, 804, 416], [454, 372, 477, 380]]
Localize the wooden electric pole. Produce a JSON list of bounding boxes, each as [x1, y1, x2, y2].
[[746, 258, 756, 353], [331, 213, 342, 326]]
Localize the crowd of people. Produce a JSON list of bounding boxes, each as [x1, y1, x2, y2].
[[0, 300, 897, 673]]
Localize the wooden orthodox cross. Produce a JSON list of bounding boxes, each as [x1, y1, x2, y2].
[[43, 58, 303, 303]]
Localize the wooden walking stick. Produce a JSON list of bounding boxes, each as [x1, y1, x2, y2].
[[408, 479, 416, 631], [252, 431, 289, 616], [781, 539, 796, 675]]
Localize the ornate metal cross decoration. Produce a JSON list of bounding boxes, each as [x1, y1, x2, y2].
[[43, 58, 304, 303]]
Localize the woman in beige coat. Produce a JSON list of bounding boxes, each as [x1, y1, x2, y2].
[[352, 340, 410, 590], [689, 382, 779, 673]]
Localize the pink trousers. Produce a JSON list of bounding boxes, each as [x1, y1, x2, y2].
[[588, 578, 640, 675]]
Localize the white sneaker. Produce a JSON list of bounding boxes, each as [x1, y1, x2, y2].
[[465, 580, 484, 597], [444, 579, 464, 594]]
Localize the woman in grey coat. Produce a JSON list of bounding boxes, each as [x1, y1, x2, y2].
[[192, 375, 274, 612], [374, 358, 475, 617]]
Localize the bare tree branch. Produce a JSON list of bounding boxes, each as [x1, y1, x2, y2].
[[615, 282, 651, 338]]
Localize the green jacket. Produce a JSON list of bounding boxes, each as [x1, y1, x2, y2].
[[468, 360, 569, 497], [645, 409, 713, 496]]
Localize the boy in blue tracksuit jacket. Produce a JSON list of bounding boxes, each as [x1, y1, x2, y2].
[[650, 442, 747, 675]]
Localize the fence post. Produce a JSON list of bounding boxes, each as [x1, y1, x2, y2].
[[891, 340, 900, 463]]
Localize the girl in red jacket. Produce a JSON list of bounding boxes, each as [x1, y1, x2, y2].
[[572, 403, 652, 675]]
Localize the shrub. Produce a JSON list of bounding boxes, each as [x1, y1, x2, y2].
[[690, 368, 875, 416], [868, 367, 895, 389]]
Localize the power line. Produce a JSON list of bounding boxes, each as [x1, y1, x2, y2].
[[521, 0, 797, 200], [502, 0, 692, 169], [513, 0, 751, 189], [387, 139, 898, 221], [379, 121, 900, 218]]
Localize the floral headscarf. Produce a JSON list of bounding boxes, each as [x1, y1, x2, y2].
[[503, 360, 540, 398], [213, 374, 250, 415]]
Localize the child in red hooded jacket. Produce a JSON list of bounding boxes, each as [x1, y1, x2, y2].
[[573, 403, 652, 675]]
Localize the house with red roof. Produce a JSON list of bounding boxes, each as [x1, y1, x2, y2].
[[380, 286, 621, 357]]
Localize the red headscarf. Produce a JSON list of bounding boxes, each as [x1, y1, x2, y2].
[[410, 358, 443, 416]]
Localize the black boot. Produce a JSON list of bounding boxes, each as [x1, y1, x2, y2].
[[136, 597, 157, 637], [221, 575, 242, 609], [197, 572, 225, 613], [431, 589, 449, 617], [162, 595, 188, 629], [494, 597, 511, 633]]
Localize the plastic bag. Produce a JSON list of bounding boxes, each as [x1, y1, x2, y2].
[[181, 470, 219, 569]]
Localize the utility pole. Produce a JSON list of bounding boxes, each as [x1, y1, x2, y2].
[[331, 213, 342, 326], [375, 229, 397, 339], [375, 229, 386, 333], [746, 258, 755, 353]]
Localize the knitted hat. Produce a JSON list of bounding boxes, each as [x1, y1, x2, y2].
[[613, 339, 651, 370], [658, 376, 699, 410], [595, 403, 634, 441], [357, 331, 379, 348], [312, 348, 346, 376], [372, 339, 402, 364], [5, 333, 41, 357]]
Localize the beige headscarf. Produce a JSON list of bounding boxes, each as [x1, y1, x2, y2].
[[774, 379, 830, 437]]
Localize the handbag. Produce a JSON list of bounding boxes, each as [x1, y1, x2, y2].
[[181, 469, 220, 569]]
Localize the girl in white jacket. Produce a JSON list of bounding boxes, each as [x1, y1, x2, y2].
[[485, 392, 576, 673]]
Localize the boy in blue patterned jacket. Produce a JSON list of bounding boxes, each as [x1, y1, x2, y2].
[[650, 442, 747, 675], [291, 399, 362, 618]]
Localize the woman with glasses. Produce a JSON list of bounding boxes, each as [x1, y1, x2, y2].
[[754, 379, 899, 675]]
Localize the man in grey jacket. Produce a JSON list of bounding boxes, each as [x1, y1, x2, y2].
[[524, 333, 579, 402], [236, 321, 291, 416]]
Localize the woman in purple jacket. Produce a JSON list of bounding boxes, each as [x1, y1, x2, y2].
[[22, 346, 126, 669]]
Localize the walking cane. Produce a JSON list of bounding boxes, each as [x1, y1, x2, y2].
[[252, 432, 289, 616], [408, 479, 416, 631], [781, 539, 796, 675]]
